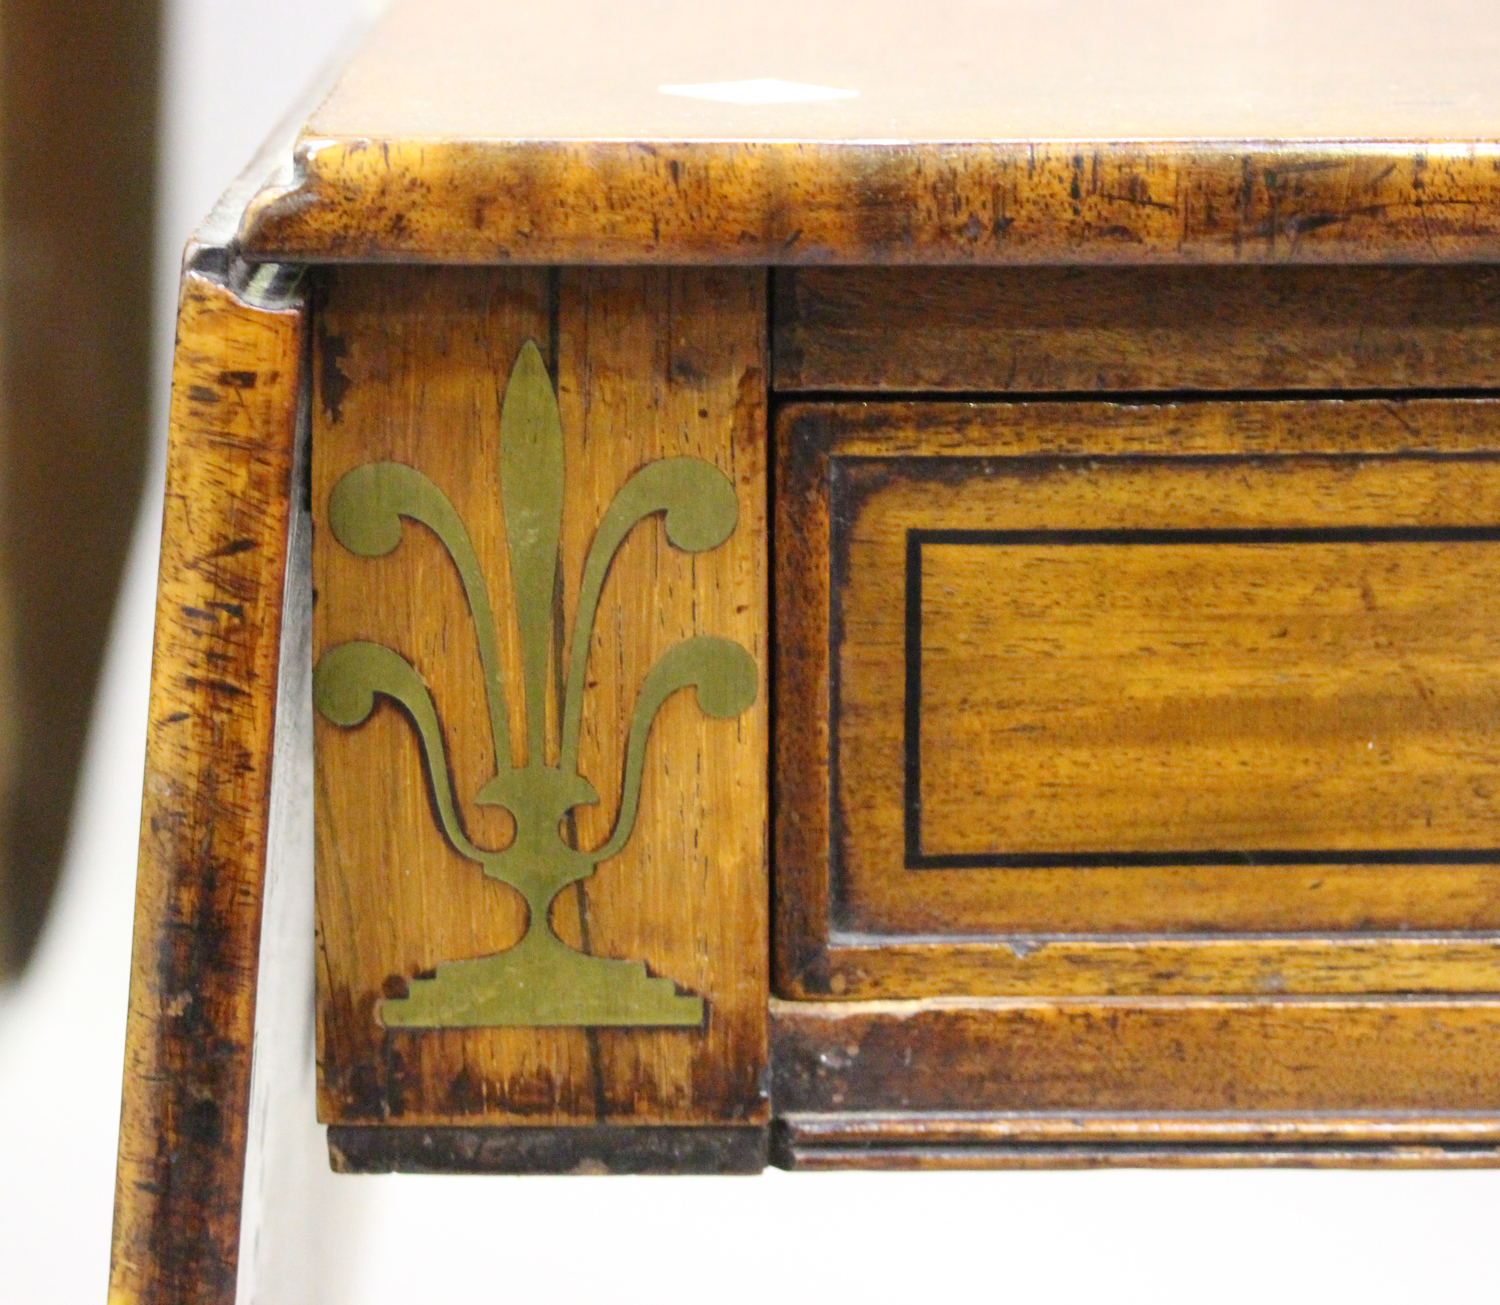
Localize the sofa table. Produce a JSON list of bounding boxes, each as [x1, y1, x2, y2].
[[112, 1, 1500, 1300]]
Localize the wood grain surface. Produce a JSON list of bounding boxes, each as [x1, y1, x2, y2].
[[242, 139, 1500, 267], [815, 936, 1500, 1001], [775, 398, 1500, 998], [299, 0, 1500, 141], [234, 0, 1500, 264], [771, 997, 1500, 1125], [312, 265, 769, 1129], [110, 270, 305, 1305], [774, 266, 1500, 393], [906, 499, 1500, 866]]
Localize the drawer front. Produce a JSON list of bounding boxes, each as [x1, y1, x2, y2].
[[775, 397, 1500, 999]]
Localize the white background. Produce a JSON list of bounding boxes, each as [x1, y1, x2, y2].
[[0, 2, 1496, 1301]]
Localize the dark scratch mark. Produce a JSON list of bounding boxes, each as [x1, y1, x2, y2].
[[195, 538, 256, 564], [182, 676, 247, 698], [317, 322, 352, 425]]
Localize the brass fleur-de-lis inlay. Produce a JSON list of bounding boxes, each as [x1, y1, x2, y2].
[[314, 341, 756, 1028]]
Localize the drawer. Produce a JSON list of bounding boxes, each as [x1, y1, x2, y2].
[[775, 396, 1500, 999]]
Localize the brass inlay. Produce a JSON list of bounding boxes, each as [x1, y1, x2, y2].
[[314, 340, 755, 1027]]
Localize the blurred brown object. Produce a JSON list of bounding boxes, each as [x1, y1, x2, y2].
[[0, 0, 160, 971]]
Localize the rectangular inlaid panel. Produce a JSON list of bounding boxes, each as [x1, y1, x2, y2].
[[312, 265, 768, 1128], [841, 451, 1500, 934], [910, 528, 1500, 867], [775, 399, 1500, 999]]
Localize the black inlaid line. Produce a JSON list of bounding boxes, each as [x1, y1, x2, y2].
[[903, 528, 925, 867], [901, 524, 1500, 871], [914, 848, 1500, 869], [909, 525, 1500, 548], [772, 386, 1500, 406]]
